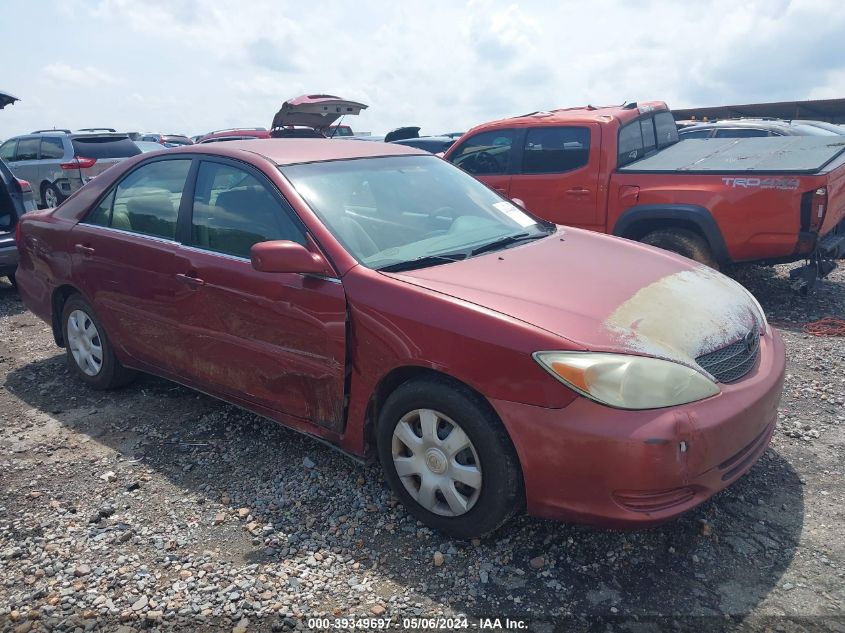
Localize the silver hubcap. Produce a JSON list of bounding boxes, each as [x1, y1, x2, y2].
[[66, 309, 103, 376], [391, 409, 482, 517], [44, 187, 58, 207]]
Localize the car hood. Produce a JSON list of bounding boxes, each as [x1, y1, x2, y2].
[[271, 94, 367, 131], [387, 228, 763, 371]]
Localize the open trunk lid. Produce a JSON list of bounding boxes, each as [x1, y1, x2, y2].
[[0, 90, 20, 109], [270, 94, 367, 134]]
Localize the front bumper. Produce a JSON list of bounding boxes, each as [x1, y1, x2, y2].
[[491, 329, 786, 528]]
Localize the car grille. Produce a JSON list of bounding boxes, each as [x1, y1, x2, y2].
[[695, 329, 760, 383]]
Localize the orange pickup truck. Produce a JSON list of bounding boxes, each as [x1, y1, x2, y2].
[[444, 101, 845, 290]]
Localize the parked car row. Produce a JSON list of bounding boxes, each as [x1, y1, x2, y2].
[[678, 117, 845, 139]]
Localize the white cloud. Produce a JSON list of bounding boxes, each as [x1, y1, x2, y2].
[[40, 64, 125, 88], [1, 0, 844, 140]]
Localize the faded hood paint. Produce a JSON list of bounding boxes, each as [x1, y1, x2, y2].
[[389, 228, 763, 371]]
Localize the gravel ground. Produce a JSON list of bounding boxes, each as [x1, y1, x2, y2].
[[0, 263, 843, 632]]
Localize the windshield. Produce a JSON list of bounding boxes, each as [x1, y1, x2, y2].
[[281, 155, 553, 270]]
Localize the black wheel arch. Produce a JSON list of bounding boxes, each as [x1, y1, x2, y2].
[[364, 365, 510, 457], [612, 204, 731, 264], [51, 284, 83, 346]]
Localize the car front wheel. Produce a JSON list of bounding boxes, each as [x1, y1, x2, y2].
[[61, 294, 135, 389], [377, 377, 523, 539]]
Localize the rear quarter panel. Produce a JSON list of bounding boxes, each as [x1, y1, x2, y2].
[[16, 211, 76, 325], [609, 172, 828, 261]]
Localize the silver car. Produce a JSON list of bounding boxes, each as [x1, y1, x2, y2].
[[0, 131, 141, 208]]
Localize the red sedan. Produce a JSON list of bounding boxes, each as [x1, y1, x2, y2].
[[14, 139, 785, 538]]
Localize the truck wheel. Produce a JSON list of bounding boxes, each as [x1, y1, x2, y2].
[[376, 377, 523, 539], [61, 294, 136, 389], [640, 228, 719, 269]]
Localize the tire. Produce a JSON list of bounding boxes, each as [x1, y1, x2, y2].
[[6, 274, 17, 289], [61, 294, 136, 389], [640, 228, 719, 269], [376, 377, 523, 539], [41, 182, 65, 209]]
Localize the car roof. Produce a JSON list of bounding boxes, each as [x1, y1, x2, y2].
[[168, 138, 426, 165], [467, 101, 670, 133]]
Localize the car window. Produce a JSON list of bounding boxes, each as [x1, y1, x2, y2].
[[85, 159, 191, 239], [618, 112, 679, 166], [654, 112, 680, 148], [0, 141, 15, 162], [71, 136, 141, 159], [14, 138, 40, 161], [189, 161, 304, 258], [40, 137, 65, 160], [679, 129, 712, 139], [641, 118, 656, 153], [448, 129, 517, 175], [522, 127, 590, 174], [282, 155, 552, 270], [714, 128, 770, 138], [618, 123, 644, 166], [84, 190, 116, 227]]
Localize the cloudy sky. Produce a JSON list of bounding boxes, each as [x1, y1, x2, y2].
[[2, 0, 844, 139]]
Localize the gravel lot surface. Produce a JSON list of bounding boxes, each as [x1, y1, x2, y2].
[[0, 264, 843, 632]]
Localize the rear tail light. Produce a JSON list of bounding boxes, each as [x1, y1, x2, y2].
[[813, 187, 827, 230], [800, 187, 828, 231], [59, 156, 97, 170], [15, 178, 32, 193]]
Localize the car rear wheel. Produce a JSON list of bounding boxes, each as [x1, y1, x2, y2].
[[377, 377, 523, 539], [61, 295, 135, 389], [640, 228, 719, 269], [41, 182, 64, 209]]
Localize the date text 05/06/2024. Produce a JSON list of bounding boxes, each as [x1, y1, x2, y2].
[[305, 617, 529, 630]]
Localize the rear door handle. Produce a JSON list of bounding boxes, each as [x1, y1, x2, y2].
[[74, 243, 95, 256], [566, 187, 591, 196], [176, 272, 205, 287], [494, 187, 508, 194]]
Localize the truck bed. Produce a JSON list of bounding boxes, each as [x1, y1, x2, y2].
[[620, 137, 845, 174]]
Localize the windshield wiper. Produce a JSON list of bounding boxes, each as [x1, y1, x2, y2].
[[470, 232, 547, 256], [377, 253, 467, 273]]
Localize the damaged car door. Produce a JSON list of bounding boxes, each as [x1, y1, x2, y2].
[[175, 158, 348, 430]]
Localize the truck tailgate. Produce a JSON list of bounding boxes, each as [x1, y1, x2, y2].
[[620, 137, 845, 174]]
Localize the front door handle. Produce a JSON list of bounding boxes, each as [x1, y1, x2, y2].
[[74, 243, 95, 256], [176, 272, 205, 287], [566, 187, 591, 196], [494, 187, 508, 194]]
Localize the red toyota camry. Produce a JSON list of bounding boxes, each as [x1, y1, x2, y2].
[[14, 139, 785, 538]]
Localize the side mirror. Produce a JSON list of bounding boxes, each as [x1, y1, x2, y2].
[[250, 240, 332, 275], [511, 198, 526, 209]]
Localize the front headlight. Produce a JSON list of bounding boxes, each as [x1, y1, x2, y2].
[[738, 284, 769, 336], [533, 351, 720, 410]]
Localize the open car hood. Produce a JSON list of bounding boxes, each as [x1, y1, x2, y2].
[[0, 91, 20, 109], [270, 94, 367, 132]]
